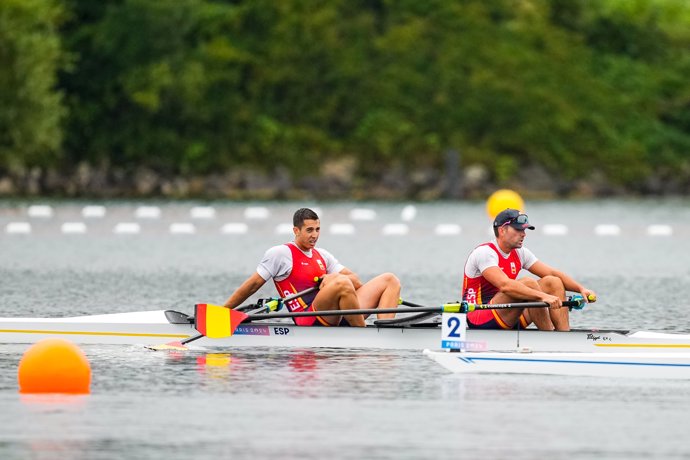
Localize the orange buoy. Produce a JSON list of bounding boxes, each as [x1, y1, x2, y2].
[[18, 339, 91, 394]]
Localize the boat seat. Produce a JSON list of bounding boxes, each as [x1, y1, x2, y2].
[[164, 310, 194, 324]]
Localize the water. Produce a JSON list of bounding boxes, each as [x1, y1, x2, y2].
[[1, 199, 690, 459]]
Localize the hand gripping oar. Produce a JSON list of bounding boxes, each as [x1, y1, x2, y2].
[[147, 284, 321, 351]]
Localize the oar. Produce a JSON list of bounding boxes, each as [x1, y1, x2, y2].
[[403, 294, 592, 311], [147, 284, 321, 351], [400, 299, 428, 309], [243, 298, 584, 320]]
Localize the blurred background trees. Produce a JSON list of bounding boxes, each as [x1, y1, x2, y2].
[[1, 0, 689, 197]]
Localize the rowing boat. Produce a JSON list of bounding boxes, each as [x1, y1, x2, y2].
[[423, 349, 690, 379], [2, 309, 690, 352]]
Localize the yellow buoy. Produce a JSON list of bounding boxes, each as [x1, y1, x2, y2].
[[486, 189, 525, 219], [18, 338, 91, 394]]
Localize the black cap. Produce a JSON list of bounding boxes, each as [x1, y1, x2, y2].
[[493, 208, 535, 230]]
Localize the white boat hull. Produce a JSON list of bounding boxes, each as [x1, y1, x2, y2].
[[2, 310, 690, 351], [424, 349, 690, 379]]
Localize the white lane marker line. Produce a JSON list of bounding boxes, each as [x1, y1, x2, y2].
[[434, 224, 461, 236], [542, 224, 569, 236], [190, 206, 216, 219], [330, 223, 356, 235], [349, 208, 377, 221], [221, 223, 248, 234], [114, 223, 141, 234], [82, 205, 106, 218], [382, 223, 409, 235], [401, 205, 417, 222], [244, 207, 270, 220], [647, 224, 672, 236], [61, 222, 87, 234], [28, 205, 53, 218], [5, 222, 31, 234], [594, 224, 621, 236], [135, 206, 161, 219]]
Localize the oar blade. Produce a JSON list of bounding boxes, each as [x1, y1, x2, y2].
[[147, 305, 248, 351], [195, 304, 248, 338]]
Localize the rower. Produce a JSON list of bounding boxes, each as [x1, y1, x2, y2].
[[461, 208, 597, 331], [223, 208, 401, 327]]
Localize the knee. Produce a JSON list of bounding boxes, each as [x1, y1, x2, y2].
[[381, 272, 401, 289], [331, 274, 355, 293], [540, 275, 564, 291]]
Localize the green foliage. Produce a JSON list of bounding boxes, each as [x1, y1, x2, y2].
[[4, 0, 690, 191], [0, 0, 65, 173]]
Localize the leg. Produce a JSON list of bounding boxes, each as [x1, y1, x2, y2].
[[520, 278, 556, 331], [311, 274, 365, 327], [538, 275, 569, 331], [493, 278, 555, 330], [354, 273, 401, 319]]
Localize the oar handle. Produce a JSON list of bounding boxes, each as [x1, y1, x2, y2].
[[444, 299, 581, 312], [399, 299, 428, 309]]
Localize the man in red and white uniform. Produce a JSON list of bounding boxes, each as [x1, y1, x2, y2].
[[462, 208, 597, 331], [223, 208, 401, 326]]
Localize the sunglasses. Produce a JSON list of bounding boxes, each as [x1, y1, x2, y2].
[[501, 213, 529, 227]]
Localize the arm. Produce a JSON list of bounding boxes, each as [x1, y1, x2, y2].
[[223, 272, 267, 309], [482, 266, 561, 307], [528, 261, 597, 302]]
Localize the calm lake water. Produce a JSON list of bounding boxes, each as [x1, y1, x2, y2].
[[1, 199, 690, 459]]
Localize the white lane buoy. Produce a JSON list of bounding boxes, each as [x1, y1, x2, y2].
[[221, 223, 249, 234], [594, 224, 621, 236], [329, 223, 356, 235], [27, 205, 53, 218], [61, 222, 87, 234], [169, 223, 196, 234], [113, 223, 141, 234], [244, 207, 270, 220], [434, 224, 461, 236], [275, 223, 293, 235], [135, 206, 161, 219], [190, 206, 216, 219], [5, 222, 32, 234], [542, 224, 569, 236], [382, 223, 409, 236], [647, 224, 672, 237], [81, 205, 106, 218], [400, 205, 417, 222], [349, 208, 377, 221]]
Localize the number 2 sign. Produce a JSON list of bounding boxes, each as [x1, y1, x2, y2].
[[441, 313, 467, 350]]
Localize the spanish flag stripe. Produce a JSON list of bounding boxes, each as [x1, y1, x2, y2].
[[205, 305, 231, 338], [196, 304, 208, 335]]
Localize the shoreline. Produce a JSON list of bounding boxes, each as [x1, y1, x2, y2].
[[0, 162, 685, 200]]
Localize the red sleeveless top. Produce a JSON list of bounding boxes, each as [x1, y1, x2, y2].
[[462, 242, 521, 304], [273, 243, 327, 325]]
